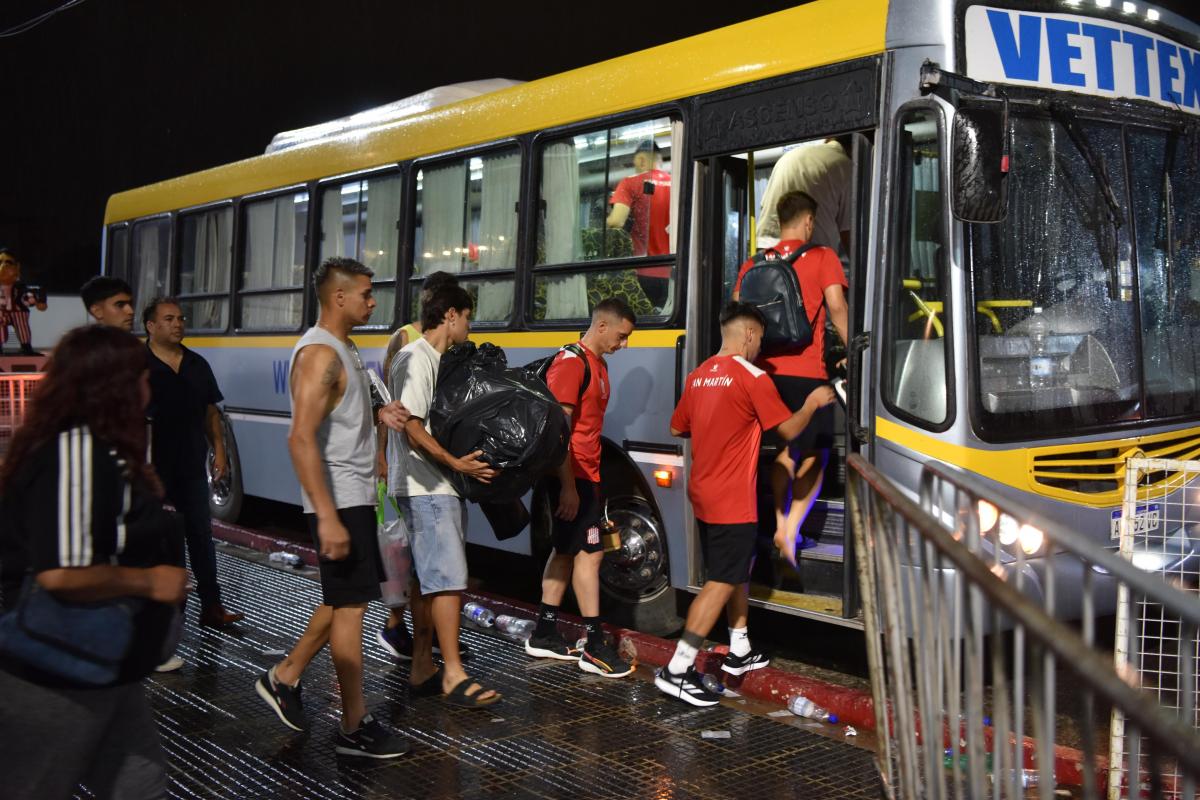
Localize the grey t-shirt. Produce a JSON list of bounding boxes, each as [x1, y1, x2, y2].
[[387, 337, 458, 498]]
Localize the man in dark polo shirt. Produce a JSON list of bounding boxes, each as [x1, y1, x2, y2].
[[144, 296, 244, 629]]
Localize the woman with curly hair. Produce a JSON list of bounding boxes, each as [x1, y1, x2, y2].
[[0, 324, 187, 800]]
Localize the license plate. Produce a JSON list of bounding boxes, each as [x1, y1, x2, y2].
[[1110, 503, 1161, 540]]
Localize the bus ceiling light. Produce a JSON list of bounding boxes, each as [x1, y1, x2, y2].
[[998, 514, 1020, 546], [653, 469, 673, 488], [977, 500, 999, 534], [1018, 524, 1045, 555]]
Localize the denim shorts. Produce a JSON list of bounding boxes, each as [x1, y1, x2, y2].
[[393, 494, 468, 594]]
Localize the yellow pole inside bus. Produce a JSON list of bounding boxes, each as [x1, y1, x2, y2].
[[747, 151, 757, 259]]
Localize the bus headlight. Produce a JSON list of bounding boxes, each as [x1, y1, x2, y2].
[[998, 514, 1019, 546], [978, 500, 999, 534], [1018, 524, 1045, 555]]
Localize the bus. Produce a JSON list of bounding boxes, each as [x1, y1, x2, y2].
[[102, 0, 1200, 633]]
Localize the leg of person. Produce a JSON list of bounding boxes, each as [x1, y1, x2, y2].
[[14, 310, 34, 354], [0, 668, 116, 800], [777, 448, 828, 565], [770, 448, 797, 554], [721, 579, 770, 676], [82, 682, 168, 800], [655, 580, 735, 706], [526, 477, 583, 660], [175, 477, 242, 628], [571, 481, 632, 678], [257, 603, 330, 731], [377, 604, 413, 661]]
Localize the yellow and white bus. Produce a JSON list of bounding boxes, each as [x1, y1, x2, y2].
[[103, 0, 1200, 632]]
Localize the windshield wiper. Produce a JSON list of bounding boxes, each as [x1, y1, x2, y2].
[[1045, 100, 1123, 227]]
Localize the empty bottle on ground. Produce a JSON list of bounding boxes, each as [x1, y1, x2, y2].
[[789, 695, 837, 723], [462, 602, 495, 627], [495, 615, 536, 641]]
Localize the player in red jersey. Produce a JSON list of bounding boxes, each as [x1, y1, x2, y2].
[[656, 302, 835, 706]]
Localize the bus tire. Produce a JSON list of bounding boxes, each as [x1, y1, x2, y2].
[[208, 411, 243, 523], [598, 495, 680, 637]]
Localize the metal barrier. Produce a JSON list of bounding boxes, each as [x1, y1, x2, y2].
[[1110, 457, 1200, 800], [0, 372, 43, 459], [847, 453, 1200, 799]]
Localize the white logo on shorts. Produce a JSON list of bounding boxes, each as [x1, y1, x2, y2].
[[587, 526, 600, 545]]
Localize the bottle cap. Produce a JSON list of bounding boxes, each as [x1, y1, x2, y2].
[[828, 714, 838, 724]]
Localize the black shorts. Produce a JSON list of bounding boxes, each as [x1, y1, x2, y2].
[[305, 506, 384, 607], [697, 519, 757, 585], [771, 374, 835, 453], [545, 477, 603, 556]]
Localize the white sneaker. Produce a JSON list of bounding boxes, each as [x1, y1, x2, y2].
[[155, 655, 185, 673]]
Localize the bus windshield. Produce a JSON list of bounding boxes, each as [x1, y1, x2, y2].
[[970, 111, 1200, 439]]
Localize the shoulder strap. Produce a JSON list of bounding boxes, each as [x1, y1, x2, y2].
[[559, 343, 591, 403], [761, 244, 826, 330]]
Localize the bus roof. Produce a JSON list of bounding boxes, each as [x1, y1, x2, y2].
[[104, 0, 888, 224]]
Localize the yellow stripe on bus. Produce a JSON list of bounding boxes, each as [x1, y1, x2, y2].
[[184, 329, 685, 349], [105, 0, 888, 222], [874, 417, 1031, 493]]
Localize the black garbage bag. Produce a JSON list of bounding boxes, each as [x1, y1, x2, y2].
[[430, 341, 570, 506]]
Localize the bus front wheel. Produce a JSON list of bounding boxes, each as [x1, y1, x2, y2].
[[598, 496, 679, 637], [208, 411, 243, 523]]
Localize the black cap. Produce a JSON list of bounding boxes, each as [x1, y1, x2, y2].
[[634, 139, 658, 155]]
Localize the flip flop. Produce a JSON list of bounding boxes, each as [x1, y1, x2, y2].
[[442, 678, 501, 708], [409, 667, 444, 697]]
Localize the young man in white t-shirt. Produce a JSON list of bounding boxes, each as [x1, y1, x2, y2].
[[387, 284, 502, 708]]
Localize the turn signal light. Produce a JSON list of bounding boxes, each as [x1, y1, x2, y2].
[[654, 469, 673, 488]]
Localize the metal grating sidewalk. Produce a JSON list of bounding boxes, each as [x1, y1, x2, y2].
[[82, 547, 880, 800]]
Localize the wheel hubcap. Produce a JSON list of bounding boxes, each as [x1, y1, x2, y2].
[[599, 501, 666, 599]]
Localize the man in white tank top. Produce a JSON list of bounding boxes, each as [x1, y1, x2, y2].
[[255, 257, 412, 759]]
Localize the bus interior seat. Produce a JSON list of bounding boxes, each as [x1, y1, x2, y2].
[[892, 339, 946, 421]]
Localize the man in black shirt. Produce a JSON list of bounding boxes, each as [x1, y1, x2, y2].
[[144, 296, 244, 629]]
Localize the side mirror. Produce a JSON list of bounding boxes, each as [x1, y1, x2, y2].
[[952, 102, 1008, 223]]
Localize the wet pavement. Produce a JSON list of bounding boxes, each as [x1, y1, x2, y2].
[[81, 548, 881, 799]]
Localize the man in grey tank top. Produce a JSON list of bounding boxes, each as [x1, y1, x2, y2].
[[255, 257, 412, 759]]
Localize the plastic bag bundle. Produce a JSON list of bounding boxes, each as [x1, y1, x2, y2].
[[430, 341, 570, 503]]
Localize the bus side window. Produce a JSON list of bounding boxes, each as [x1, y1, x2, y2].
[[239, 191, 308, 331], [178, 206, 233, 332], [883, 108, 950, 427], [321, 173, 402, 328], [131, 217, 172, 317], [413, 148, 520, 325], [107, 225, 129, 284]]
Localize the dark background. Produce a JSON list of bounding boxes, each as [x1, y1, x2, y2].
[[2, 0, 1196, 293]]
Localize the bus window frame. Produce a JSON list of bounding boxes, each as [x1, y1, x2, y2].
[[175, 199, 235, 335], [235, 184, 311, 335], [129, 213, 175, 319], [407, 138, 526, 332], [879, 100, 957, 434], [526, 103, 687, 330], [104, 222, 131, 284], [316, 164, 405, 332]]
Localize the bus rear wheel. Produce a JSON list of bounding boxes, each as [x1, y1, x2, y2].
[[208, 411, 243, 523], [598, 496, 679, 637]]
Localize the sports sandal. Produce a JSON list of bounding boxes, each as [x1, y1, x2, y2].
[[442, 678, 502, 708], [409, 667, 444, 697]]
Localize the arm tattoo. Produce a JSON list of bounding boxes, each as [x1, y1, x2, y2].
[[319, 355, 343, 386]]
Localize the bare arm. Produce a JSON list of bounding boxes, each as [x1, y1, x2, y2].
[[37, 564, 187, 604], [606, 203, 631, 229], [824, 283, 849, 348], [205, 404, 227, 481], [404, 417, 497, 483], [287, 346, 345, 553], [775, 386, 836, 442], [553, 404, 578, 520]]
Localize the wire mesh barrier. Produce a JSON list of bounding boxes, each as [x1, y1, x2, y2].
[[0, 372, 42, 459], [847, 454, 1200, 799], [1110, 457, 1200, 800]]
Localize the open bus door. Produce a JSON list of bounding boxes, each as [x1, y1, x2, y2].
[[687, 133, 873, 627]]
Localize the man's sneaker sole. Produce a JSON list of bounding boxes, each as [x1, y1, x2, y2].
[[334, 742, 410, 759], [654, 672, 721, 707], [578, 654, 633, 678], [255, 675, 305, 732], [721, 657, 770, 676], [524, 640, 579, 661], [376, 629, 413, 661]]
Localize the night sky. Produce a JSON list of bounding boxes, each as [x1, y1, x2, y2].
[[3, 0, 1197, 293]]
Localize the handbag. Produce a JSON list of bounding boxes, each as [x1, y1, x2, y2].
[[0, 576, 138, 687]]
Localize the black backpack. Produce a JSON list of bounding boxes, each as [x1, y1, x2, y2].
[[523, 342, 591, 406], [739, 244, 820, 354]]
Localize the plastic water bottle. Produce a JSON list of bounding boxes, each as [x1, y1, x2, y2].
[[495, 615, 535, 641], [269, 551, 302, 568], [1027, 309, 1051, 391], [989, 768, 1038, 789], [462, 602, 495, 628], [789, 695, 837, 723]]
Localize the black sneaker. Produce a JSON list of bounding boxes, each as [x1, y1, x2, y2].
[[578, 640, 633, 678], [722, 648, 770, 676], [655, 666, 721, 707], [335, 713, 410, 759], [524, 631, 580, 661], [255, 668, 306, 731], [377, 625, 413, 661]]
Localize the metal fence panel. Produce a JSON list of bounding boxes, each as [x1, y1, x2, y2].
[[1110, 457, 1200, 800], [0, 372, 43, 459], [849, 454, 1200, 799]]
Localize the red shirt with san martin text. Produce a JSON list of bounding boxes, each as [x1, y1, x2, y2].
[[670, 354, 791, 524], [546, 342, 609, 483], [734, 238, 846, 380]]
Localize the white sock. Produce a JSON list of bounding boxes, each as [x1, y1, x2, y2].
[[271, 665, 298, 688], [729, 627, 751, 657], [668, 639, 699, 675]]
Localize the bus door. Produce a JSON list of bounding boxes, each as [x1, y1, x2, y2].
[[689, 134, 871, 626]]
